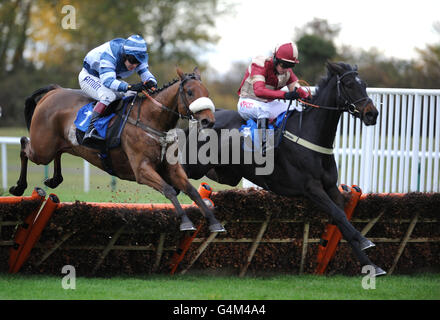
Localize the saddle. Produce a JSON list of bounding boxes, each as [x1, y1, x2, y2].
[[74, 96, 134, 175], [238, 110, 295, 151]]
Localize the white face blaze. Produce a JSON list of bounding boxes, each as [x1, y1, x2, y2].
[[188, 97, 215, 113]]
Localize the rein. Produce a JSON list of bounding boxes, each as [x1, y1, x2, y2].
[[126, 73, 203, 161], [297, 70, 370, 116], [281, 69, 371, 155]]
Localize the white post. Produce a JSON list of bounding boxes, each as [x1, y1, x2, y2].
[[433, 96, 440, 191], [410, 95, 422, 191], [419, 95, 429, 191], [385, 94, 394, 193], [391, 94, 401, 192], [1, 143, 6, 190], [403, 95, 413, 193], [84, 160, 90, 193]]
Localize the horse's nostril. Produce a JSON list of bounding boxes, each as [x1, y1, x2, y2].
[[201, 119, 210, 128], [365, 111, 377, 125]]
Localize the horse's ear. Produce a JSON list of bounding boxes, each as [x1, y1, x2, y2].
[[326, 61, 343, 75], [176, 67, 184, 80], [193, 66, 201, 80]]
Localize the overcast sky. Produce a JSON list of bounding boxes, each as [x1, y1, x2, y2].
[[202, 0, 440, 74]]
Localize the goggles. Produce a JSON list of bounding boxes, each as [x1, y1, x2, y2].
[[126, 55, 140, 65], [279, 60, 296, 69]]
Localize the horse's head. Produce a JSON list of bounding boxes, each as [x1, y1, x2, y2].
[[176, 67, 215, 129], [326, 62, 378, 126]]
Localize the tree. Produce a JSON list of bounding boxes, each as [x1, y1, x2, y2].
[[294, 18, 339, 84], [0, 0, 232, 127]]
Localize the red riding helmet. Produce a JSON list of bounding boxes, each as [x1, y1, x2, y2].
[[273, 42, 299, 67]]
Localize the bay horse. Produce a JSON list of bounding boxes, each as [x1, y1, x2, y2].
[[9, 67, 226, 233], [182, 62, 386, 275]]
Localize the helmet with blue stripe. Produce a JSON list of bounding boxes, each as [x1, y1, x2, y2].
[[123, 35, 148, 64]]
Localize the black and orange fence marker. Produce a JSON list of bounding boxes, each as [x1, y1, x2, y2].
[[8, 187, 46, 271], [169, 183, 213, 275], [9, 193, 59, 273], [315, 184, 362, 275]]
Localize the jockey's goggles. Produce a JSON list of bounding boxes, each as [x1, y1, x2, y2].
[[126, 55, 140, 65], [279, 60, 296, 69]]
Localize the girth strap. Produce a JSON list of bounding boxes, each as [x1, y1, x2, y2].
[[283, 130, 333, 155], [126, 117, 178, 162]]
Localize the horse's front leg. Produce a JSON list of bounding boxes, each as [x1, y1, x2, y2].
[[9, 137, 30, 196], [165, 162, 226, 233], [306, 180, 386, 275], [44, 152, 64, 189], [134, 160, 196, 231], [326, 184, 374, 250]]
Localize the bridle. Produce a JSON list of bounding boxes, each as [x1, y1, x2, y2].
[[298, 70, 372, 117], [142, 73, 200, 121], [126, 73, 207, 161], [281, 69, 372, 155]]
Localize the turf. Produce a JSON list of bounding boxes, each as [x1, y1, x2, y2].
[[0, 273, 439, 300]]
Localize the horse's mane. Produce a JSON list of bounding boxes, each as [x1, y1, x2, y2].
[[151, 72, 199, 95], [313, 62, 354, 102], [154, 78, 180, 94]]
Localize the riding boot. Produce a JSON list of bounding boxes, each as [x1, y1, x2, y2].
[[83, 111, 104, 142], [257, 118, 268, 157]]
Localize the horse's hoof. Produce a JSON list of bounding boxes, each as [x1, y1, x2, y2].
[[9, 185, 26, 196], [44, 177, 62, 189], [360, 238, 375, 251], [180, 222, 196, 231], [209, 223, 226, 233], [374, 266, 387, 277]]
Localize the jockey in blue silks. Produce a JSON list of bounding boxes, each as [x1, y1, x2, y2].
[[78, 34, 157, 142]]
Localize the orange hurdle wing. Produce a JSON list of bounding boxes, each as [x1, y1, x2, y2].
[[315, 185, 362, 274], [10, 194, 60, 273], [8, 187, 46, 272]]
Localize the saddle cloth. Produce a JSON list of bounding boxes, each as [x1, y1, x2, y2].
[[74, 102, 115, 139], [238, 110, 294, 148]]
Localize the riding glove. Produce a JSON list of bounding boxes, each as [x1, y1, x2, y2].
[[145, 80, 158, 90], [284, 89, 300, 101], [128, 82, 145, 92]]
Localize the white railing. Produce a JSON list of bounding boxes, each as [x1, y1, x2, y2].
[[244, 87, 440, 193], [2, 88, 440, 194], [0, 137, 90, 192]]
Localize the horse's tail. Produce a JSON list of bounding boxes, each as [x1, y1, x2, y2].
[[24, 84, 60, 130]]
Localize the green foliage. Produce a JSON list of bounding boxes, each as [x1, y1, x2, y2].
[[0, 0, 230, 126], [295, 34, 337, 84]]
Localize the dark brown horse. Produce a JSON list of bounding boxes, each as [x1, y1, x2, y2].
[[9, 67, 225, 233]]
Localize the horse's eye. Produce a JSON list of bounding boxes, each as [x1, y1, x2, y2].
[[187, 89, 193, 96]]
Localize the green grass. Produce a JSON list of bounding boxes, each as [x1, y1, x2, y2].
[[0, 127, 238, 203], [0, 273, 438, 300]]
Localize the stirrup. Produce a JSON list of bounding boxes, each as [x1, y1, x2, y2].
[[84, 128, 104, 141]]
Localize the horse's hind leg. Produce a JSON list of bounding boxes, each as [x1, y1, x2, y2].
[[44, 152, 63, 189], [9, 137, 30, 196]]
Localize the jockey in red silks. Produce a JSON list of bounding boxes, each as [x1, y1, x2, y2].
[[237, 42, 310, 155]]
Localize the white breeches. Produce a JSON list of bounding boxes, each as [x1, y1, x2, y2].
[[237, 97, 302, 121], [78, 68, 125, 106]]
